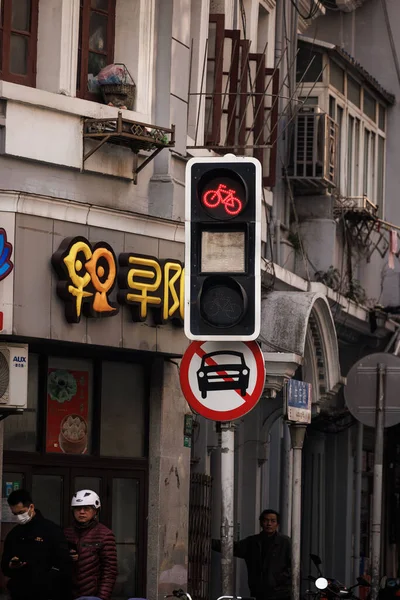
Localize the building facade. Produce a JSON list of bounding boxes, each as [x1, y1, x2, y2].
[[0, 2, 398, 600]]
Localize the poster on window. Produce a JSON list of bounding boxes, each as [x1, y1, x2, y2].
[[46, 369, 89, 454]]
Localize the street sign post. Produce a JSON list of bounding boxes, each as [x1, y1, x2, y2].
[[345, 353, 400, 600], [285, 379, 312, 600], [180, 339, 266, 596], [179, 340, 266, 421]]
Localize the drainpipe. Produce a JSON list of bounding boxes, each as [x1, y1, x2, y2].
[[272, 0, 286, 266], [353, 422, 364, 582]]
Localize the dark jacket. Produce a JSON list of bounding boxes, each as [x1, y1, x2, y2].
[[64, 520, 118, 600], [213, 532, 291, 600], [1, 510, 72, 600]]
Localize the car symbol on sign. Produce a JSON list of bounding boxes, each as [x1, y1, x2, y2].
[[197, 351, 250, 399]]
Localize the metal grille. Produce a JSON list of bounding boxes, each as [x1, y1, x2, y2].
[[188, 473, 213, 600], [289, 108, 338, 191]]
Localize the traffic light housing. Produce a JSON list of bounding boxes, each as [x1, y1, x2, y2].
[[184, 154, 262, 341]]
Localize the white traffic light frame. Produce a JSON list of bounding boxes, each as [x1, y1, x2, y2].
[[184, 154, 262, 341]]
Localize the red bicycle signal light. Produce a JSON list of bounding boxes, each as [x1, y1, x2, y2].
[[198, 171, 247, 221], [202, 184, 243, 217]]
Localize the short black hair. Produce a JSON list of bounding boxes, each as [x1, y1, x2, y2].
[[259, 509, 280, 525], [7, 489, 33, 508]]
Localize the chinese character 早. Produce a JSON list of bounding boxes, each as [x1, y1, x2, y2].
[[118, 253, 163, 322]]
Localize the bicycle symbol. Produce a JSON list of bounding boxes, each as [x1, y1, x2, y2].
[[202, 184, 243, 216], [204, 293, 241, 321]]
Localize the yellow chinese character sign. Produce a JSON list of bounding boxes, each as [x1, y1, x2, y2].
[[52, 236, 184, 326]]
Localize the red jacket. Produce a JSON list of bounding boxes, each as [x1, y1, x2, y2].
[[64, 520, 118, 600]]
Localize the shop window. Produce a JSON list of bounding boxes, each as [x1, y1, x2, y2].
[[46, 357, 93, 455], [0, 0, 38, 87], [32, 474, 64, 526], [100, 361, 145, 458], [77, 0, 116, 101], [112, 478, 139, 597], [4, 354, 38, 452]]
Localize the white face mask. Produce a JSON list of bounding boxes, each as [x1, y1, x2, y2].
[[16, 509, 32, 525]]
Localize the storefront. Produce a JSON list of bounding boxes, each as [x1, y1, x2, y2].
[[0, 209, 189, 600]]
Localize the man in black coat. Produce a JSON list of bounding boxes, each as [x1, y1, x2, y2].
[[1, 489, 72, 600], [213, 509, 291, 600]]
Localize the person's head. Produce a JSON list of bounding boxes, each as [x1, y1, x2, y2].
[[7, 489, 35, 525], [259, 509, 280, 536], [71, 490, 101, 524]]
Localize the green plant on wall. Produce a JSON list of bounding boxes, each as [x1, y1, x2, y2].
[[314, 266, 341, 292], [345, 279, 367, 304]]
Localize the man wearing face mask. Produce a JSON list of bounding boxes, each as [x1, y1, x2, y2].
[[1, 489, 72, 600]]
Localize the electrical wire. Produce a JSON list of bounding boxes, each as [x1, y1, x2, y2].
[[289, 0, 322, 21], [319, 0, 340, 10], [381, 0, 400, 88]]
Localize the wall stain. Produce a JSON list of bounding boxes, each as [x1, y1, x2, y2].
[[175, 467, 180, 488]]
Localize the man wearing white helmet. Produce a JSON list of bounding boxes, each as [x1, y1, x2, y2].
[[64, 490, 117, 600]]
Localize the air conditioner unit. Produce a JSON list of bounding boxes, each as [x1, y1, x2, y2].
[[0, 344, 28, 409], [288, 107, 338, 193]]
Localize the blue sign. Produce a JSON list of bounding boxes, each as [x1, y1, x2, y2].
[[286, 379, 312, 423]]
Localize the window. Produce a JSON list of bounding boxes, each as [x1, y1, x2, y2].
[[379, 104, 386, 131], [363, 129, 370, 195], [354, 118, 360, 195], [77, 0, 116, 100], [0, 0, 38, 87], [299, 96, 319, 106], [377, 135, 385, 210], [363, 90, 376, 122], [100, 362, 145, 457], [297, 44, 323, 83], [347, 76, 361, 108], [330, 60, 344, 94], [347, 115, 354, 197], [46, 357, 94, 455]]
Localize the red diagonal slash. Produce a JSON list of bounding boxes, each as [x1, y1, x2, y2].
[[196, 347, 250, 400]]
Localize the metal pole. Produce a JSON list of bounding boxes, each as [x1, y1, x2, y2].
[[289, 423, 307, 600], [281, 422, 293, 536], [371, 364, 385, 600], [220, 422, 235, 595], [353, 422, 364, 583]]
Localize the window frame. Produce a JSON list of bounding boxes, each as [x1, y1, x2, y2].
[[328, 85, 386, 212], [0, 0, 39, 87], [77, 0, 116, 102]]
